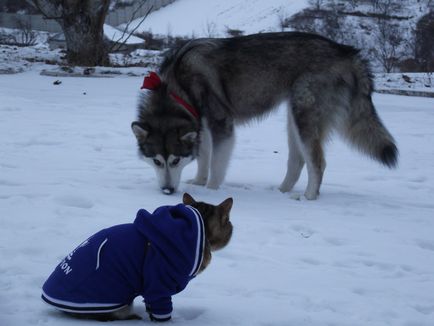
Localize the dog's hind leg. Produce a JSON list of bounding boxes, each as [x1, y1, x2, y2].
[[290, 88, 327, 200], [207, 119, 235, 189], [302, 137, 326, 200], [189, 119, 212, 186], [279, 107, 305, 193]]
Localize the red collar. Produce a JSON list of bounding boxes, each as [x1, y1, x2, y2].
[[141, 72, 199, 120], [169, 92, 199, 119]]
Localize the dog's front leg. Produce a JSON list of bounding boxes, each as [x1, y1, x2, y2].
[[207, 123, 235, 189], [188, 119, 212, 186]]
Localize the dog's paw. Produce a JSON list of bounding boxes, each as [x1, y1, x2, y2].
[[304, 190, 319, 200], [206, 182, 220, 190], [279, 186, 289, 193], [186, 177, 207, 186], [279, 183, 294, 193], [279, 180, 296, 193]]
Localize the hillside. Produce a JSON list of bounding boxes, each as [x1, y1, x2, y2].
[[125, 0, 433, 72], [285, 0, 433, 71], [126, 0, 309, 37]]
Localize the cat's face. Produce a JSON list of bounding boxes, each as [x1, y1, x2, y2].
[[183, 193, 233, 272]]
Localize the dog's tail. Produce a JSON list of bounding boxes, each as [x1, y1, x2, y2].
[[343, 58, 398, 168]]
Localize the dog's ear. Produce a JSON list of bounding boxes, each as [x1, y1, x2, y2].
[[183, 193, 196, 205], [131, 122, 149, 141], [218, 197, 233, 223], [180, 131, 197, 144]]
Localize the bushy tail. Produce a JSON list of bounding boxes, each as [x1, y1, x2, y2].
[[344, 59, 398, 168]]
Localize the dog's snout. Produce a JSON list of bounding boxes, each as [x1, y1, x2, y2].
[[162, 187, 175, 195]]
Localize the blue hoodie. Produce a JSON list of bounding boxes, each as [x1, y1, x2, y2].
[[42, 204, 205, 321]]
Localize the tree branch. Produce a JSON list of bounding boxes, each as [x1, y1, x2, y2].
[[31, 0, 64, 20], [110, 4, 153, 53]]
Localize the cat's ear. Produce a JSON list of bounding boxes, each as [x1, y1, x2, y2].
[[219, 197, 233, 222], [183, 193, 196, 205]]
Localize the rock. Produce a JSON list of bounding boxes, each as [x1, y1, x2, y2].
[[402, 74, 412, 83]]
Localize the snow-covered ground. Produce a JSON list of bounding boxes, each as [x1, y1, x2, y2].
[[375, 73, 434, 95], [126, 0, 309, 37], [0, 43, 162, 75], [1, 38, 433, 95], [1, 71, 434, 326]]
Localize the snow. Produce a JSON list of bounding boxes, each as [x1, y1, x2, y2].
[[0, 42, 162, 75], [375, 73, 434, 94], [123, 0, 432, 72], [1, 71, 434, 325], [0, 29, 63, 74], [126, 0, 309, 37], [0, 1, 433, 324], [1, 38, 433, 96]]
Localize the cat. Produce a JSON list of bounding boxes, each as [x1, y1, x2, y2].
[[41, 193, 233, 322]]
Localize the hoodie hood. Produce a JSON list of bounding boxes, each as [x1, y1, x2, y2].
[[134, 204, 205, 282]]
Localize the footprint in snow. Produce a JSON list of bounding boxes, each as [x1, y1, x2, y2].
[[175, 307, 206, 321], [53, 195, 94, 209], [413, 304, 434, 315], [361, 260, 395, 271], [415, 239, 434, 251], [291, 224, 315, 238], [0, 179, 22, 187], [408, 176, 427, 183], [224, 182, 252, 190], [323, 237, 347, 246], [299, 257, 322, 266], [0, 106, 21, 112], [352, 287, 367, 296]]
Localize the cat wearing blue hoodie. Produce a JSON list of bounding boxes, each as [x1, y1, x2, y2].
[[42, 193, 233, 322]]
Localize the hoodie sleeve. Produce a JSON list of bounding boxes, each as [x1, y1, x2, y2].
[[145, 296, 172, 322], [142, 242, 175, 322]]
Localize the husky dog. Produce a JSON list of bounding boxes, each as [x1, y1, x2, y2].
[[132, 32, 398, 199], [41, 193, 233, 322]]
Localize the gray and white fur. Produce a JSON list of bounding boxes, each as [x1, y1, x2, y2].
[[132, 32, 398, 199]]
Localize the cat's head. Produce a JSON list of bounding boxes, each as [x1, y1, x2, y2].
[[183, 193, 233, 273]]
